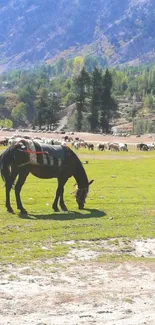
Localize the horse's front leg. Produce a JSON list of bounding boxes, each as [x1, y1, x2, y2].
[[59, 185, 68, 211], [15, 170, 29, 214], [52, 178, 68, 212]]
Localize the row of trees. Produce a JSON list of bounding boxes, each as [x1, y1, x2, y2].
[[1, 59, 155, 131], [75, 68, 118, 132], [27, 67, 117, 132], [0, 65, 118, 132], [2, 58, 155, 104], [11, 87, 61, 130]]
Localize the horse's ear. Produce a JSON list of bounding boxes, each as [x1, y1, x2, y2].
[[89, 180, 94, 186]]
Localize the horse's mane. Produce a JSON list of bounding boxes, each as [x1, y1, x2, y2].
[[65, 146, 89, 187]]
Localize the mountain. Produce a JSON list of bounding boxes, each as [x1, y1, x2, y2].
[[1, 0, 155, 71]]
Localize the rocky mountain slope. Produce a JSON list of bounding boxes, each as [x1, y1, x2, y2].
[[0, 0, 155, 70]]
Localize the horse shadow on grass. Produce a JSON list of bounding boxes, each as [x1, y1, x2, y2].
[[19, 208, 106, 221]]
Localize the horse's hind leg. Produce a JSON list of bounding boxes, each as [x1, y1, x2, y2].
[[15, 170, 29, 214], [6, 170, 18, 213], [52, 185, 61, 212]]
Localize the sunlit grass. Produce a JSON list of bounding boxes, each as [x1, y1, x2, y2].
[[0, 148, 155, 264]]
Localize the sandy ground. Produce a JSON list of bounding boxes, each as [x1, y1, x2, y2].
[[0, 130, 155, 324], [0, 239, 155, 325]]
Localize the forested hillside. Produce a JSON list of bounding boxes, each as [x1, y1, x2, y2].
[[0, 0, 155, 70], [1, 63, 155, 134]]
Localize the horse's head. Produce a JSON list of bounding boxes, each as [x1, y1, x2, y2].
[[75, 180, 94, 209]]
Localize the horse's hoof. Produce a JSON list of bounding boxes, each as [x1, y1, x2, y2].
[[61, 206, 68, 211], [20, 209, 27, 215], [7, 208, 14, 214], [53, 207, 59, 212]]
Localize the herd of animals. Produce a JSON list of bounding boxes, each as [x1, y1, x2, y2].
[[0, 132, 155, 214], [0, 134, 155, 152]]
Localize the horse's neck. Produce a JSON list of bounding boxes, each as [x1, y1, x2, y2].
[[73, 162, 88, 189]]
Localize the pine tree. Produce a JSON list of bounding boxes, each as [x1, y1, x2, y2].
[[99, 69, 118, 133], [46, 95, 60, 130], [35, 88, 48, 129], [89, 68, 102, 132], [74, 68, 90, 131]]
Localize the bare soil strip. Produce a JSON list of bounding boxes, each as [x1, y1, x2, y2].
[[0, 239, 155, 325]]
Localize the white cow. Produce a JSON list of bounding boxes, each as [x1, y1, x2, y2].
[[119, 143, 128, 151], [146, 143, 155, 150]]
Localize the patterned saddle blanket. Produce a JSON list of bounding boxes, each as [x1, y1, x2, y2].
[[18, 139, 64, 167]]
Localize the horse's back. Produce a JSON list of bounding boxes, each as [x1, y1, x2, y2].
[[34, 142, 64, 161], [18, 140, 65, 167]]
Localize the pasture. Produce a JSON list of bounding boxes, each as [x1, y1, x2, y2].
[[0, 146, 155, 325], [0, 146, 155, 264]]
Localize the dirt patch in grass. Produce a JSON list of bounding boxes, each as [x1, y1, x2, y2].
[[79, 153, 151, 160], [0, 239, 155, 325]]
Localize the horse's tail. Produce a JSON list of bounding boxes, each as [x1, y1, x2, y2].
[[0, 145, 17, 183]]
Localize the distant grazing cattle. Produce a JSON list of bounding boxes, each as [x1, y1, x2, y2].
[[146, 143, 155, 150], [62, 135, 73, 142], [68, 137, 73, 142], [108, 143, 120, 151], [63, 135, 69, 141], [119, 143, 128, 151], [79, 141, 87, 148], [73, 141, 80, 149], [8, 136, 31, 146], [97, 143, 105, 151], [0, 138, 8, 146], [137, 143, 149, 151], [87, 143, 94, 150]]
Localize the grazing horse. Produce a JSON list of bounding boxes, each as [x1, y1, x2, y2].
[[0, 139, 94, 214]]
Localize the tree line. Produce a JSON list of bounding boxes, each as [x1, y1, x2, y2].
[[75, 68, 118, 133], [1, 58, 155, 132]]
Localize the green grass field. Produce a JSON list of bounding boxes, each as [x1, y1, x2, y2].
[[0, 147, 155, 264]]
